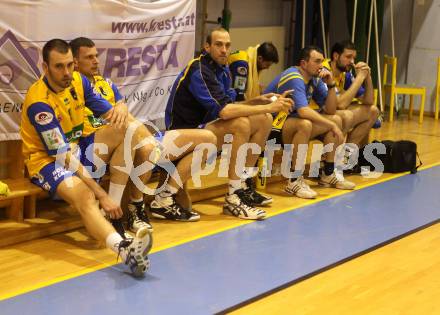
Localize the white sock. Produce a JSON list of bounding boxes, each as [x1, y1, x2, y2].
[[228, 179, 242, 195], [108, 183, 125, 206], [163, 184, 179, 195], [155, 184, 178, 206], [106, 232, 126, 260]]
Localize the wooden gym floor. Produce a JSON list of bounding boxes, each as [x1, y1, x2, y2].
[[1, 117, 440, 314]]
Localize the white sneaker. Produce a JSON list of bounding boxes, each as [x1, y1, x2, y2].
[[223, 190, 266, 220], [285, 176, 318, 199], [118, 226, 152, 277], [319, 171, 355, 190]]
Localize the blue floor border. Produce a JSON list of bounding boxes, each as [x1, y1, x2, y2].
[[2, 166, 440, 315]]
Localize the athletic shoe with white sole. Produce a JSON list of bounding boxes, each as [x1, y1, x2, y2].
[[118, 226, 152, 277], [223, 191, 266, 220], [319, 170, 356, 190], [285, 176, 318, 199]]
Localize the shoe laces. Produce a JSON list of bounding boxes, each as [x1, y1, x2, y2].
[[234, 188, 254, 206], [136, 209, 150, 224], [297, 176, 311, 190], [117, 238, 133, 262]]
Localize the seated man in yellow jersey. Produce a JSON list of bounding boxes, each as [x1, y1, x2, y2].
[[21, 39, 152, 277], [265, 46, 355, 199], [324, 40, 379, 150], [228, 42, 279, 101], [70, 37, 216, 224]]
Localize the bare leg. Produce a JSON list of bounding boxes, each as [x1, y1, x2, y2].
[[346, 105, 380, 146], [56, 176, 114, 241], [246, 113, 272, 168], [205, 117, 252, 180], [282, 117, 313, 171]]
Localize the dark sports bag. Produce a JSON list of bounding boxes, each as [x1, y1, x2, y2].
[[356, 140, 421, 174]]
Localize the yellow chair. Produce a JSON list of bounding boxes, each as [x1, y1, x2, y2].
[[434, 57, 440, 120], [382, 55, 426, 123]]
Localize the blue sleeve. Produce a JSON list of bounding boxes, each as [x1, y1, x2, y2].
[[111, 82, 123, 102], [188, 65, 233, 119], [279, 78, 309, 109], [312, 79, 328, 107], [224, 67, 237, 101], [264, 74, 281, 94], [27, 103, 70, 156], [81, 74, 113, 116], [345, 72, 365, 97], [229, 60, 248, 101]]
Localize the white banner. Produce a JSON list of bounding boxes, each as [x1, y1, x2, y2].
[[0, 0, 196, 140]]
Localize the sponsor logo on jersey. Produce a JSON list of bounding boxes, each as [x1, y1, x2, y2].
[[41, 127, 65, 150], [35, 111, 53, 125]]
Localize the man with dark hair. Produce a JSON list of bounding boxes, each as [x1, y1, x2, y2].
[[21, 38, 152, 277], [70, 37, 216, 224], [166, 27, 293, 220], [324, 40, 379, 149], [228, 42, 279, 101], [265, 45, 355, 199]]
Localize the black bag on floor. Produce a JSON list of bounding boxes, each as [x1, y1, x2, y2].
[[356, 140, 421, 174]]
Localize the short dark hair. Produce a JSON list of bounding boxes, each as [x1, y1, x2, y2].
[[70, 37, 95, 58], [42, 39, 70, 64], [331, 40, 356, 60], [257, 42, 279, 63], [206, 27, 229, 45], [295, 45, 324, 66]]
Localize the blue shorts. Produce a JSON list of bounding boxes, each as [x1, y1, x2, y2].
[[30, 133, 99, 197]]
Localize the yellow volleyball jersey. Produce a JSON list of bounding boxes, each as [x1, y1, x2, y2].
[[21, 71, 112, 176]]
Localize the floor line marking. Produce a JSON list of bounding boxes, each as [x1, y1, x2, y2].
[[2, 162, 439, 301]]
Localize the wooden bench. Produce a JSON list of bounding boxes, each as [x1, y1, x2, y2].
[[0, 140, 43, 222]]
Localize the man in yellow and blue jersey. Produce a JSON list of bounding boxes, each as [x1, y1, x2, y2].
[[265, 46, 355, 199], [228, 42, 279, 101], [21, 39, 151, 277], [324, 40, 379, 148], [71, 37, 216, 224], [166, 27, 294, 220]]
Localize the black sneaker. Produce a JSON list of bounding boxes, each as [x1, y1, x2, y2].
[[150, 195, 200, 222], [244, 177, 273, 206], [127, 202, 153, 233], [110, 218, 130, 239]]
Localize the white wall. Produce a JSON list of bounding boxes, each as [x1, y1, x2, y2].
[[196, 0, 284, 53], [406, 0, 438, 112], [229, 26, 285, 86]]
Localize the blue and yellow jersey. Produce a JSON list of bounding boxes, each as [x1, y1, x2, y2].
[[82, 75, 123, 136], [228, 50, 249, 101], [264, 66, 328, 116], [165, 53, 236, 130], [20, 71, 113, 176], [322, 59, 365, 98]]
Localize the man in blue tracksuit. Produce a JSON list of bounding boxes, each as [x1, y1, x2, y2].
[[166, 27, 293, 220]]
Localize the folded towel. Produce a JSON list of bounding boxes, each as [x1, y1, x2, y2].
[[0, 180, 10, 196]]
